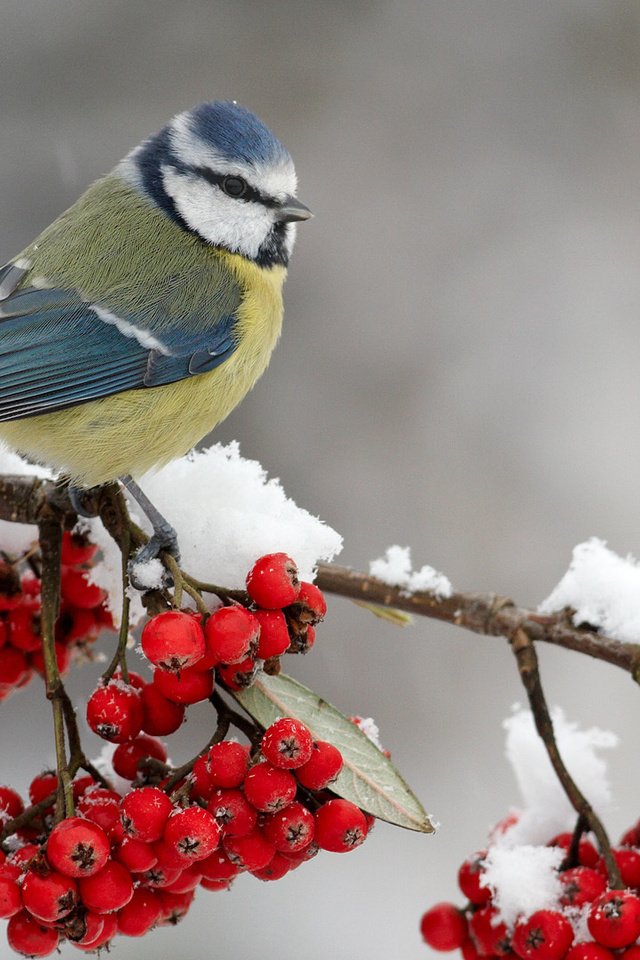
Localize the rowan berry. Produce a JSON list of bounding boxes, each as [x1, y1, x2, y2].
[[243, 762, 297, 813], [116, 886, 162, 936], [119, 786, 173, 845], [588, 891, 640, 948], [75, 788, 121, 834], [86, 680, 143, 743], [512, 909, 574, 960], [457, 850, 491, 905], [60, 567, 106, 609], [46, 817, 110, 878], [468, 906, 512, 956], [548, 832, 599, 868], [8, 604, 41, 652], [163, 806, 222, 862], [246, 553, 300, 609], [112, 733, 167, 780], [198, 848, 241, 882], [420, 902, 469, 951], [207, 788, 257, 837], [141, 610, 206, 672], [251, 851, 292, 881], [61, 530, 98, 566], [295, 741, 343, 792], [157, 889, 195, 925], [21, 866, 78, 922], [0, 872, 21, 918], [204, 605, 260, 664], [261, 717, 314, 769], [206, 740, 250, 788], [254, 609, 291, 659], [566, 945, 615, 960], [620, 820, 640, 848], [0, 785, 24, 819], [79, 859, 134, 913], [560, 866, 607, 906], [78, 910, 118, 949], [190, 755, 213, 800], [622, 948, 640, 960], [113, 836, 158, 873], [216, 656, 257, 691], [7, 910, 59, 958], [263, 801, 315, 853], [200, 876, 234, 891], [596, 848, 640, 888], [0, 648, 30, 688], [141, 863, 182, 889], [64, 909, 105, 946], [287, 580, 327, 624], [153, 664, 214, 704], [140, 682, 185, 736], [223, 829, 276, 871], [314, 798, 368, 853]]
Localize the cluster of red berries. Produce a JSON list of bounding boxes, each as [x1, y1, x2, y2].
[[420, 817, 640, 960], [0, 716, 370, 956], [0, 533, 113, 703]]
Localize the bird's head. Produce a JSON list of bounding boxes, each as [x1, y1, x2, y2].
[[118, 100, 311, 267]]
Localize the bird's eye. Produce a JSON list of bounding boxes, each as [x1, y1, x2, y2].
[[221, 176, 248, 198]]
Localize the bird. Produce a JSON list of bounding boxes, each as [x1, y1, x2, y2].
[[0, 100, 311, 559]]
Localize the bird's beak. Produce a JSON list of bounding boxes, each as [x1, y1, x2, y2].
[[277, 197, 313, 223]]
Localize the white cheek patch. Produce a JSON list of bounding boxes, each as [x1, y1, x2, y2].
[[162, 166, 274, 259]]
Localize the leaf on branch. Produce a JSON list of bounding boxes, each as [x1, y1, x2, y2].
[[233, 672, 434, 833], [351, 599, 413, 626]]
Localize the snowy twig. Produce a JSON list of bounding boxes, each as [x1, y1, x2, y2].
[[315, 564, 640, 676]]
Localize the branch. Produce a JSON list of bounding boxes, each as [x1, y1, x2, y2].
[[316, 564, 640, 677]]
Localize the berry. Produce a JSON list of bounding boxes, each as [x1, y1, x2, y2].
[[295, 740, 343, 790], [86, 680, 143, 743], [420, 902, 469, 951], [204, 606, 260, 664], [246, 553, 300, 609], [61, 529, 98, 565], [7, 911, 59, 957], [0, 872, 21, 918], [117, 887, 162, 936], [21, 866, 78, 922], [263, 801, 315, 853], [78, 859, 134, 913], [251, 852, 292, 881], [588, 891, 640, 949], [198, 849, 241, 882], [512, 910, 574, 960], [112, 733, 167, 780], [287, 580, 327, 624], [0, 785, 24, 819], [153, 664, 214, 704], [206, 740, 250, 788], [620, 820, 640, 848], [163, 806, 222, 862], [223, 829, 276, 871], [76, 788, 121, 834], [46, 817, 110, 878], [560, 867, 607, 906], [114, 836, 158, 873], [207, 788, 257, 837], [548, 832, 599, 868], [141, 610, 205, 672], [458, 850, 491, 905], [254, 609, 291, 659], [261, 717, 314, 769], [65, 910, 106, 946], [60, 567, 106, 609], [120, 786, 173, 842], [216, 656, 257, 691], [243, 762, 297, 813], [469, 906, 512, 956], [314, 799, 368, 853], [140, 683, 185, 736], [566, 946, 615, 960], [28, 772, 57, 808], [596, 848, 640, 888]]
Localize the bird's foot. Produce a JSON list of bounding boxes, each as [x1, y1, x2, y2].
[[120, 475, 181, 591], [67, 484, 101, 518]]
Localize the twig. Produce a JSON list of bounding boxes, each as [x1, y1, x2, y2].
[[510, 628, 622, 888]]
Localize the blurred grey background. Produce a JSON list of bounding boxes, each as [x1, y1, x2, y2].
[[2, 1, 640, 956]]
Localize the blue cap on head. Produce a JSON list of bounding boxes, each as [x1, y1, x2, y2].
[[188, 101, 291, 168]]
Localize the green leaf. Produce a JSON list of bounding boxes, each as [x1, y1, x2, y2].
[[351, 599, 413, 626], [232, 672, 434, 833]]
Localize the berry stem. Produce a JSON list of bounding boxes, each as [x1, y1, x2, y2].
[[560, 812, 589, 871], [510, 627, 622, 889]]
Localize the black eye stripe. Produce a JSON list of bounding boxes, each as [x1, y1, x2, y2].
[[190, 166, 276, 206]]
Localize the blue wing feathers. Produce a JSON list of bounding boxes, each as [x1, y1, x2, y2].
[[0, 269, 240, 422]]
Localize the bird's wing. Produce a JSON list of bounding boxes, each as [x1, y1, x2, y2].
[[0, 259, 242, 422]]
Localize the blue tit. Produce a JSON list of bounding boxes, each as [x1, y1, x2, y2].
[[0, 100, 312, 494]]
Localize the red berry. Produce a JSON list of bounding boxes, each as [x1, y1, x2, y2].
[[512, 909, 574, 960], [243, 762, 297, 813], [566, 946, 615, 960], [153, 664, 214, 704], [314, 799, 368, 853], [549, 832, 599, 868], [620, 820, 640, 848], [65, 909, 105, 946], [294, 740, 343, 790], [8, 604, 41, 652], [112, 733, 167, 780], [189, 755, 213, 801], [200, 876, 234, 891], [7, 911, 59, 957], [420, 902, 469, 951], [157, 889, 195, 925], [60, 567, 106, 609], [198, 849, 241, 882], [0, 785, 24, 819], [263, 801, 315, 853], [622, 948, 640, 960], [458, 850, 491, 905], [78, 859, 134, 913], [21, 866, 78, 922], [246, 553, 300, 609], [588, 891, 640, 948], [254, 609, 290, 658], [76, 788, 121, 834], [596, 848, 640, 888], [204, 606, 260, 664], [61, 530, 98, 566], [251, 851, 292, 881], [46, 817, 110, 878], [141, 610, 205, 672], [114, 836, 158, 873], [216, 656, 257, 691], [207, 788, 258, 837], [0, 647, 30, 687], [223, 829, 276, 871], [74, 910, 117, 949], [469, 906, 512, 956], [162, 863, 203, 894], [288, 580, 327, 623], [560, 866, 607, 906], [261, 717, 314, 769], [120, 786, 173, 842], [117, 886, 162, 936], [0, 872, 21, 918], [86, 680, 143, 743], [163, 806, 222, 863], [206, 741, 250, 788], [140, 683, 185, 736]]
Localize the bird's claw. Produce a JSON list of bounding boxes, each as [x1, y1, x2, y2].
[[128, 521, 180, 592]]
